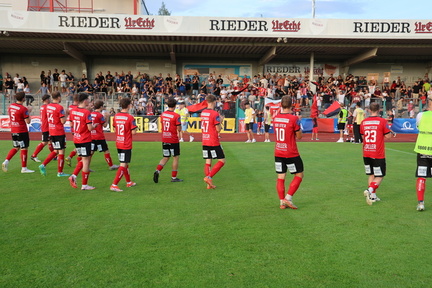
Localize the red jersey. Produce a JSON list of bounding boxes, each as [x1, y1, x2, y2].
[[40, 104, 49, 132], [113, 112, 137, 150], [161, 110, 181, 143], [273, 112, 301, 158], [201, 108, 220, 146], [9, 103, 29, 133], [360, 116, 391, 159], [46, 103, 66, 136], [71, 107, 93, 144], [68, 104, 78, 132], [91, 111, 106, 140]]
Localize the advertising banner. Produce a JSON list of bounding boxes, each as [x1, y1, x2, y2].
[[392, 118, 418, 134], [0, 115, 11, 132]]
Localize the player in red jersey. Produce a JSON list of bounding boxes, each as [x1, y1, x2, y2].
[[90, 100, 119, 170], [110, 98, 138, 192], [201, 94, 225, 189], [360, 102, 391, 205], [67, 93, 96, 190], [2, 92, 34, 173], [153, 97, 183, 183], [65, 94, 79, 167], [30, 94, 54, 162], [38, 92, 70, 177], [273, 95, 303, 209]]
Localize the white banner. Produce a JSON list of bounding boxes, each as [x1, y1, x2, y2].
[[264, 63, 339, 77]]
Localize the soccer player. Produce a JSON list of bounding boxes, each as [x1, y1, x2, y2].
[[244, 102, 256, 143], [30, 94, 54, 162], [65, 94, 79, 167], [337, 102, 348, 142], [2, 92, 34, 173], [175, 101, 194, 142], [360, 102, 391, 205], [68, 93, 96, 190], [153, 97, 183, 183], [201, 94, 225, 189], [273, 95, 303, 209], [110, 98, 137, 192], [413, 96, 432, 211], [90, 100, 119, 170], [38, 91, 70, 177]]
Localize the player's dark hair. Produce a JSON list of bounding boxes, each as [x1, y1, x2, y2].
[[42, 94, 51, 101], [281, 95, 292, 109], [15, 92, 25, 102], [78, 93, 89, 103], [206, 94, 216, 103], [356, 102, 362, 107], [93, 100, 104, 109], [265, 106, 270, 110], [370, 102, 380, 112], [51, 91, 61, 100], [73, 93, 80, 103], [120, 98, 131, 109], [166, 98, 176, 108]]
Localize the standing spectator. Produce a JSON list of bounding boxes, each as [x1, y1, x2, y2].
[[273, 95, 303, 209], [4, 75, 14, 100], [244, 102, 256, 143], [59, 70, 68, 93], [264, 106, 272, 142], [337, 103, 348, 142], [2, 92, 34, 173], [201, 95, 226, 189], [110, 98, 138, 192], [153, 98, 183, 183], [360, 102, 391, 205], [413, 96, 432, 211], [353, 102, 365, 143], [175, 101, 194, 142], [52, 68, 60, 92]]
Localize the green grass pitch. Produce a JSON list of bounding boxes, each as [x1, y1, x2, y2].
[[1, 140, 431, 287]]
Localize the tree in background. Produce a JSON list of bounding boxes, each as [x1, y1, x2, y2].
[[158, 2, 171, 16]]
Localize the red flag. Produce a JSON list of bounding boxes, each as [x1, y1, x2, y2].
[[187, 100, 208, 113], [310, 94, 319, 118], [323, 101, 341, 117]]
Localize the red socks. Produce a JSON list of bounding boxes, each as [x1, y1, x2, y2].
[[113, 166, 125, 185], [20, 150, 28, 168], [209, 161, 224, 178], [277, 178, 285, 200], [124, 166, 131, 182], [204, 163, 211, 176], [69, 150, 77, 159], [104, 152, 113, 167], [5, 148, 18, 161], [48, 143, 54, 152], [82, 171, 90, 185], [172, 170, 178, 178], [32, 143, 45, 158], [417, 178, 426, 202], [287, 176, 303, 196], [73, 161, 83, 176], [368, 182, 379, 194], [156, 164, 164, 172], [42, 151, 57, 166], [57, 154, 65, 173]]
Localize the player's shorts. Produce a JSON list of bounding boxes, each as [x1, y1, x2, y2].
[[363, 157, 386, 177], [74, 142, 92, 157], [51, 135, 66, 150], [264, 124, 271, 133], [275, 156, 304, 174], [337, 123, 346, 130], [202, 145, 225, 159], [117, 149, 132, 163], [245, 123, 253, 131], [92, 139, 109, 152], [11, 132, 30, 148], [162, 142, 180, 157], [42, 131, 51, 142], [312, 127, 318, 133], [416, 153, 432, 178], [181, 122, 188, 131]]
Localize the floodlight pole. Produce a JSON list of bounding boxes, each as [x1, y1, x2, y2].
[[312, 0, 316, 18]]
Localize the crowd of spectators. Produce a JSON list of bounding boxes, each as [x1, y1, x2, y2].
[[2, 69, 431, 118]]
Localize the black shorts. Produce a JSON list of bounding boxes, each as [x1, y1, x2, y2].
[[245, 123, 253, 131], [363, 157, 386, 177], [74, 142, 92, 157], [202, 145, 225, 159], [11, 132, 30, 148], [51, 135, 67, 150], [337, 123, 346, 130], [42, 131, 51, 142], [275, 156, 304, 174], [117, 149, 132, 163], [162, 142, 180, 157], [264, 124, 271, 133], [92, 140, 109, 152], [416, 153, 432, 178]]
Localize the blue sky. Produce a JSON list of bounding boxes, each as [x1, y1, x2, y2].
[[143, 0, 431, 19]]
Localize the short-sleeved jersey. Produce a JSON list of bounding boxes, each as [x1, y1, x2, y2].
[[71, 107, 92, 144], [244, 107, 255, 123], [174, 107, 189, 122], [161, 110, 181, 143], [113, 112, 137, 150], [40, 104, 49, 132], [360, 116, 391, 159], [46, 103, 66, 136], [8, 103, 29, 133], [91, 111, 106, 140], [68, 104, 78, 132], [273, 112, 301, 158], [201, 108, 220, 146]]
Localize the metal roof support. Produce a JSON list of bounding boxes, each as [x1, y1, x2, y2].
[[342, 48, 378, 68], [63, 42, 86, 62], [309, 52, 315, 93], [170, 45, 176, 64], [259, 46, 277, 66]]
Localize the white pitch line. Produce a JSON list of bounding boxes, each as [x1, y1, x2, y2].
[[386, 148, 416, 155]]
